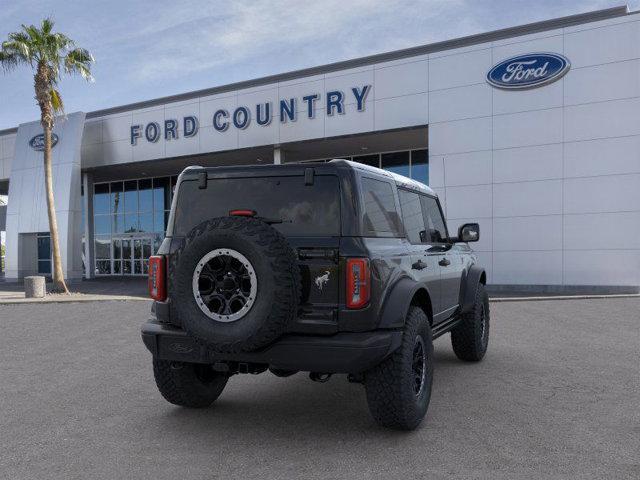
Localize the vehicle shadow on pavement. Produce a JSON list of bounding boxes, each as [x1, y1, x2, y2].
[[149, 345, 476, 439]]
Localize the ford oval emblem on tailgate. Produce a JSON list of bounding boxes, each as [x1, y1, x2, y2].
[[168, 342, 194, 354]]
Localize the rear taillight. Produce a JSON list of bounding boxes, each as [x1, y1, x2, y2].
[[229, 209, 256, 217], [346, 258, 370, 309], [148, 255, 166, 301]]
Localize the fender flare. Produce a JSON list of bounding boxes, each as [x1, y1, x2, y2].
[[460, 264, 486, 314], [378, 277, 431, 329]]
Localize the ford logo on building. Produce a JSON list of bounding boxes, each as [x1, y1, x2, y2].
[[29, 133, 59, 151], [487, 53, 570, 90]]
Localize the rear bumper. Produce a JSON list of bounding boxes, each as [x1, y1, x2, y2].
[[141, 320, 402, 374]]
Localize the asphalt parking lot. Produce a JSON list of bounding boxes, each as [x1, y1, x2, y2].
[[1, 298, 638, 479]]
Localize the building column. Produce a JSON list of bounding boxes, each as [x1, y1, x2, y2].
[[274, 146, 283, 165], [82, 172, 94, 279], [0, 203, 5, 274]]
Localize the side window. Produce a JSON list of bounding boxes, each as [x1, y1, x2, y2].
[[420, 195, 448, 243], [398, 189, 427, 244], [361, 177, 402, 236]]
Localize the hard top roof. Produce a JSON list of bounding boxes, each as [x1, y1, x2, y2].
[[180, 159, 436, 197]]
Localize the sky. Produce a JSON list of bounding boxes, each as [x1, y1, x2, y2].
[[0, 0, 638, 130]]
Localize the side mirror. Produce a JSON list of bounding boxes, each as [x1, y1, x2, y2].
[[454, 223, 480, 243]]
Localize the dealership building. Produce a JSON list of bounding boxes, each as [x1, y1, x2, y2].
[[0, 5, 639, 292]]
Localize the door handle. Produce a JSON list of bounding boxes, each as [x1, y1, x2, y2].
[[412, 260, 427, 270], [438, 258, 451, 267]]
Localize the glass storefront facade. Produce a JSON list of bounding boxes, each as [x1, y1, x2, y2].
[[307, 149, 429, 185], [93, 176, 176, 276]]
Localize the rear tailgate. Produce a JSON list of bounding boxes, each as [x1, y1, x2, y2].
[[171, 172, 342, 332]]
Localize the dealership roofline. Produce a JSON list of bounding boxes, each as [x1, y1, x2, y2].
[[0, 4, 632, 136]]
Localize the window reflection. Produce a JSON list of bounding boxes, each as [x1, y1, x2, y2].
[[138, 179, 153, 213], [139, 214, 153, 233], [112, 214, 124, 234], [153, 177, 171, 212], [94, 215, 111, 235], [111, 182, 123, 215], [124, 214, 138, 233], [94, 175, 173, 276], [352, 154, 380, 168], [95, 236, 110, 259], [124, 180, 138, 213], [382, 151, 410, 178], [350, 149, 429, 185], [411, 150, 429, 185], [94, 183, 110, 215]]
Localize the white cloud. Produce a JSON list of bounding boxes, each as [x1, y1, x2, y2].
[[2, 0, 639, 129], [122, 0, 469, 81]]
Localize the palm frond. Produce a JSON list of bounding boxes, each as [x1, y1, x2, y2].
[[23, 24, 43, 46], [7, 31, 32, 48], [50, 87, 64, 113], [0, 50, 19, 71], [3, 32, 32, 60], [41, 17, 54, 35], [64, 47, 94, 81]]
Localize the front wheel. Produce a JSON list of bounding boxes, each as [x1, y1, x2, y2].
[[364, 307, 434, 430], [451, 283, 490, 361], [153, 359, 228, 408]]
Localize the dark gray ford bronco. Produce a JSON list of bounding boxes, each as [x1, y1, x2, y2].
[[142, 159, 488, 430]]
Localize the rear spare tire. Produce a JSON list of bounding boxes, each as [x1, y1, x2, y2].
[[172, 217, 300, 353]]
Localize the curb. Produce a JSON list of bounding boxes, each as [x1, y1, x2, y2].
[[0, 295, 151, 305], [1, 294, 638, 306], [489, 293, 640, 303]]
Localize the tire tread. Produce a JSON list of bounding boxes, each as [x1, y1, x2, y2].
[[364, 307, 433, 430], [451, 283, 490, 362]]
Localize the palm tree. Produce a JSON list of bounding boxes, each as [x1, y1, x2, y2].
[[0, 18, 93, 293]]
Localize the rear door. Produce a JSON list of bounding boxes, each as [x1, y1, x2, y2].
[[172, 173, 343, 318], [398, 189, 441, 317]]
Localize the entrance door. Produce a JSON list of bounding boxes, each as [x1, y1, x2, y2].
[[111, 235, 154, 276], [133, 237, 153, 275]]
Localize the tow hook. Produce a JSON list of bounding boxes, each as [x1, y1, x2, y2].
[[309, 372, 332, 383]]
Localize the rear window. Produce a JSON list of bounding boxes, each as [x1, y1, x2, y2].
[[398, 189, 426, 244], [361, 177, 402, 236], [172, 175, 340, 237]]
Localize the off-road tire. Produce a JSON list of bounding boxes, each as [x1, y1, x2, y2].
[[171, 217, 301, 353], [153, 359, 228, 408], [364, 307, 433, 430], [451, 283, 490, 361]]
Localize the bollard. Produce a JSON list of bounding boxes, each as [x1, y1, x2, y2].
[[24, 276, 46, 298]]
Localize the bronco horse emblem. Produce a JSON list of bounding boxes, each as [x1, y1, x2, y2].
[[315, 270, 330, 291]]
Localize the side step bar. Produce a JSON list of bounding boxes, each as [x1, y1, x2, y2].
[[432, 315, 463, 339]]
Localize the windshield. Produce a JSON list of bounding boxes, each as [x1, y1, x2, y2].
[[172, 175, 341, 237]]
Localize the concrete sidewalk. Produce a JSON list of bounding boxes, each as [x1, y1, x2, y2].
[[1, 276, 638, 304], [0, 277, 150, 304]]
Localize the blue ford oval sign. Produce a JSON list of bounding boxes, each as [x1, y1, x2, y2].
[[29, 133, 59, 151], [487, 53, 570, 90]]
